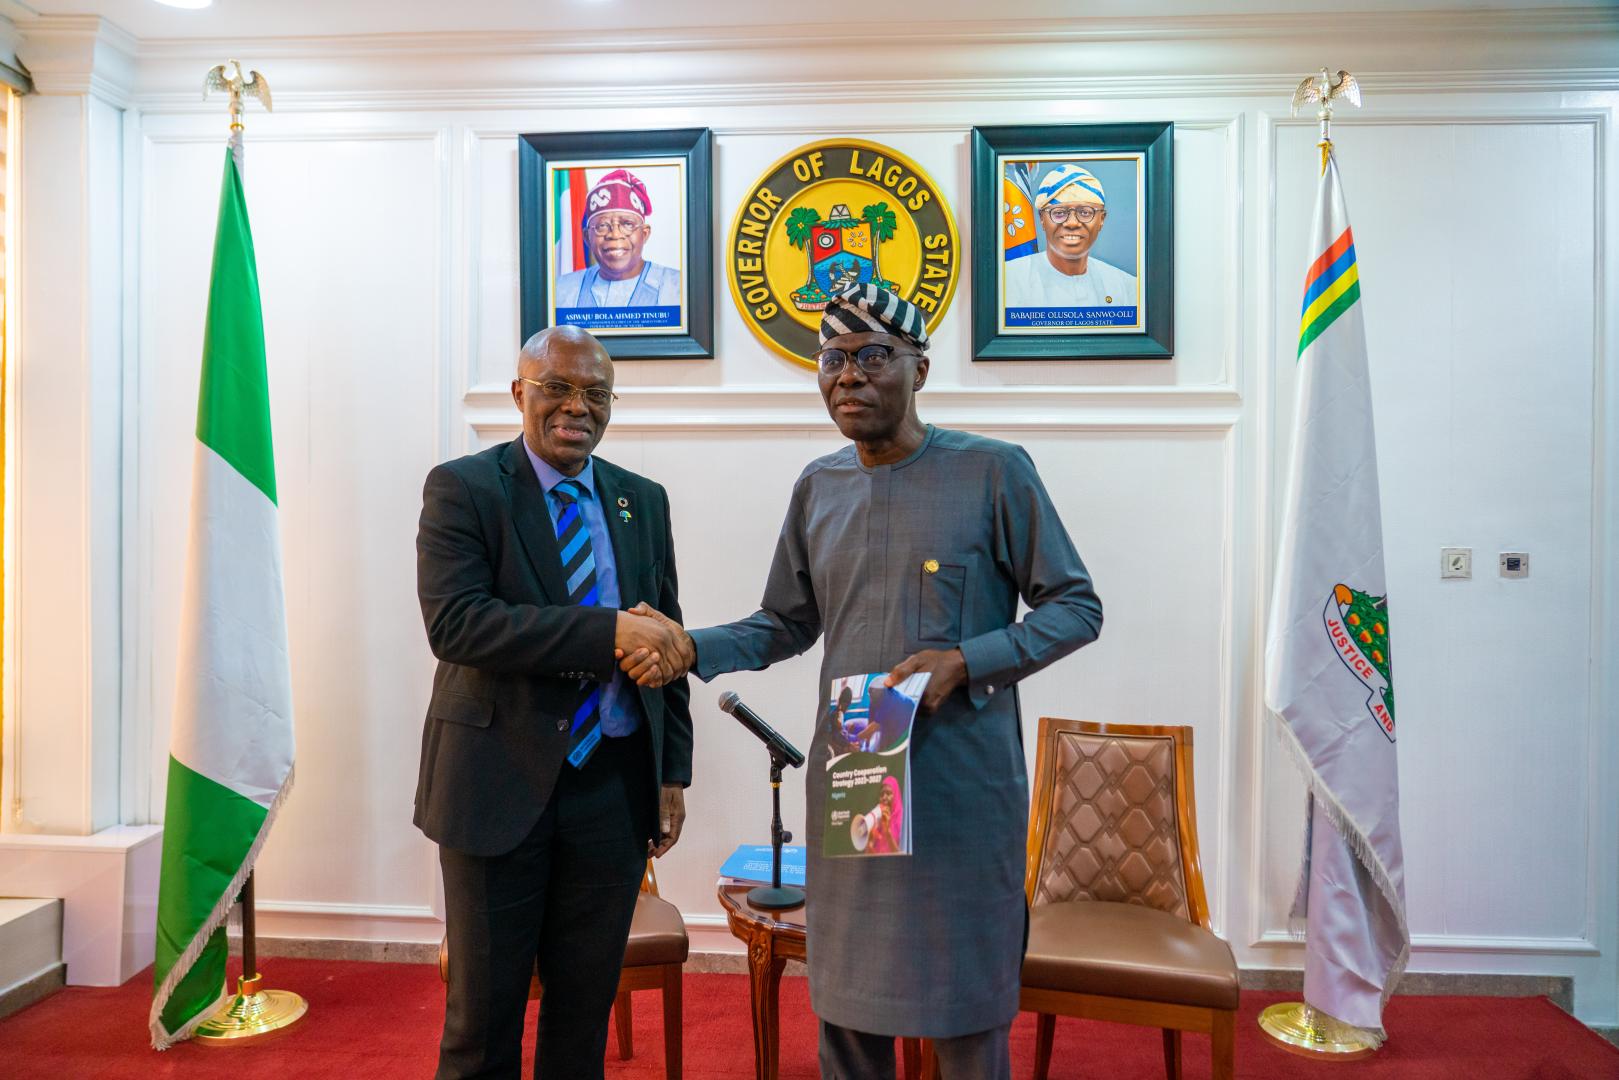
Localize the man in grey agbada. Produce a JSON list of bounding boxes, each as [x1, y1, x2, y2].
[[623, 284, 1103, 1078]]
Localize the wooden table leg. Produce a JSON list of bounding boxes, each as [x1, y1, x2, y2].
[[747, 928, 787, 1080]]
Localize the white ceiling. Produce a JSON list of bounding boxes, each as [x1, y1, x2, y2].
[[7, 0, 1586, 40]]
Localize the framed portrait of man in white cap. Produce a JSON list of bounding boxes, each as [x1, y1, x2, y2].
[[518, 128, 714, 359], [971, 123, 1173, 360]]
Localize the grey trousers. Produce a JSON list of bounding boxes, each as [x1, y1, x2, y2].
[[818, 1019, 1013, 1080]]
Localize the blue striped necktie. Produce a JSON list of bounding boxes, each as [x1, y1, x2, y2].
[[553, 478, 603, 767]]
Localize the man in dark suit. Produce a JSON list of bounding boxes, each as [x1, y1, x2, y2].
[[415, 324, 695, 1079]]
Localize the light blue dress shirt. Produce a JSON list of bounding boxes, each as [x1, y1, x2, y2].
[[523, 441, 640, 738]]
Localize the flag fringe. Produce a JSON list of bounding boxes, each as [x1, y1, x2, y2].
[[1270, 714, 1410, 1034], [147, 762, 295, 1050]]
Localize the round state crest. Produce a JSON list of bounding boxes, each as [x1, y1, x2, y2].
[[727, 139, 960, 367]]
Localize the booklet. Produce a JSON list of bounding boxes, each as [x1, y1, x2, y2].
[[718, 843, 806, 888], [820, 671, 929, 857]]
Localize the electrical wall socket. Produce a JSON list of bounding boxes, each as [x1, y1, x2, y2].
[[1500, 552, 1530, 579], [1440, 547, 1472, 579]]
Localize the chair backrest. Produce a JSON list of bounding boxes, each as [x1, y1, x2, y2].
[[1024, 718, 1211, 929]]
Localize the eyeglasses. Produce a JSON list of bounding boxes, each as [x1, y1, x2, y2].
[[814, 343, 918, 376], [1042, 205, 1103, 224], [518, 377, 619, 408], [587, 216, 644, 238]]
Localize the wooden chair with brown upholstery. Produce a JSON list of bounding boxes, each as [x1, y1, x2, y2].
[[1021, 718, 1238, 1080], [438, 860, 688, 1079]]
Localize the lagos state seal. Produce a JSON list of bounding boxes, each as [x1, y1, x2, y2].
[[1323, 583, 1396, 742], [727, 139, 960, 369]]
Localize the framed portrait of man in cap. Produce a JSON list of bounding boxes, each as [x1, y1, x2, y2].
[[970, 123, 1173, 360], [518, 128, 714, 359]]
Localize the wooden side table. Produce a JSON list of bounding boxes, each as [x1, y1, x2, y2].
[[718, 882, 805, 1080], [717, 881, 935, 1080]]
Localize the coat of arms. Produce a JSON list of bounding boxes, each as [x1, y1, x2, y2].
[[785, 203, 899, 311], [1323, 583, 1395, 741], [725, 139, 960, 368]]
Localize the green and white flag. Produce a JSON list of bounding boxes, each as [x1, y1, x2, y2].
[[1264, 150, 1408, 1039], [150, 137, 294, 1049]]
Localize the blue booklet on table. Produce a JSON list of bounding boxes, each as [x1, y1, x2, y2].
[[719, 843, 806, 887]]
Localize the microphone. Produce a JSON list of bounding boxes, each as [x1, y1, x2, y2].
[[718, 692, 805, 768]]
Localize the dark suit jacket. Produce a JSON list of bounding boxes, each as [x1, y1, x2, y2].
[[414, 436, 693, 857]]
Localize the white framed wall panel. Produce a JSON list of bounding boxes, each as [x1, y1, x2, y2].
[[134, 126, 449, 920], [1250, 110, 1612, 1022], [444, 423, 1236, 933]]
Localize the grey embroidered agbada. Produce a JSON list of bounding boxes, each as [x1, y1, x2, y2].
[[690, 424, 1102, 1037]]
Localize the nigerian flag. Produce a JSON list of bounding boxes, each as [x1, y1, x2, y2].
[[149, 139, 295, 1049]]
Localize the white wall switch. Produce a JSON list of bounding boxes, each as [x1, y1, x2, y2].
[[1499, 552, 1530, 579], [1440, 547, 1472, 579]]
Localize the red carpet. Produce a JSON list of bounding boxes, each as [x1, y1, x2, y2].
[[1, 958, 1615, 1079]]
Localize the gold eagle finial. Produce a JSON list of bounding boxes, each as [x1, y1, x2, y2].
[[1291, 68, 1361, 116], [204, 60, 273, 130], [1292, 68, 1362, 172]]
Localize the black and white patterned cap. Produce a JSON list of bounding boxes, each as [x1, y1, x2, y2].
[[817, 284, 931, 352]]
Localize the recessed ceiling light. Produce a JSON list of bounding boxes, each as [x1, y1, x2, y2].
[[152, 0, 213, 9]]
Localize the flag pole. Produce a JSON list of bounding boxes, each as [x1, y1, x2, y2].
[[1257, 66, 1381, 1061], [194, 872, 307, 1044], [188, 62, 305, 1046], [1317, 79, 1332, 177]]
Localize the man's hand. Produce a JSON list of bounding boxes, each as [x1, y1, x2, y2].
[[884, 647, 968, 712], [614, 607, 692, 687], [615, 603, 694, 687], [650, 784, 685, 857]]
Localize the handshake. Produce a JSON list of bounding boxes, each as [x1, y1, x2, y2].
[[613, 602, 694, 688]]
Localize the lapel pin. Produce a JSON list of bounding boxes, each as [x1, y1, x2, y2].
[[619, 509, 633, 523], [617, 497, 629, 508], [924, 559, 940, 574]]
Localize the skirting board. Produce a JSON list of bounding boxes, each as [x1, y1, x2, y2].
[[245, 934, 1572, 1014], [0, 963, 66, 1023]]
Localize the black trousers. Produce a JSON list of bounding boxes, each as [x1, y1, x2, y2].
[[435, 730, 653, 1080]]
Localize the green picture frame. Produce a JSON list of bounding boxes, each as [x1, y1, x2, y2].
[[971, 123, 1173, 360]]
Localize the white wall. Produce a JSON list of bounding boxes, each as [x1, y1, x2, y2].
[[9, 8, 1618, 1024]]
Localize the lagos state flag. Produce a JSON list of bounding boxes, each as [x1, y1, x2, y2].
[[1264, 150, 1409, 1038], [149, 137, 295, 1049], [1003, 168, 1037, 261]]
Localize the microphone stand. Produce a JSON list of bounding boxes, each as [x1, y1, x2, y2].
[[749, 746, 805, 911]]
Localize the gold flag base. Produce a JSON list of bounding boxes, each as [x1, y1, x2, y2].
[[194, 973, 307, 1045], [1258, 1001, 1379, 1059]]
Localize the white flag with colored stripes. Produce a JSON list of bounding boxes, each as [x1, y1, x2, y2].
[[149, 137, 295, 1049], [1264, 150, 1409, 1038]]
